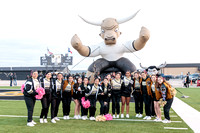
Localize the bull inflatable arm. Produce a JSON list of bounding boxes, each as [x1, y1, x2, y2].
[[71, 10, 150, 57]]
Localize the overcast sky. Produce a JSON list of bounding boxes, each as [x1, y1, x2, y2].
[[0, 0, 199, 70]]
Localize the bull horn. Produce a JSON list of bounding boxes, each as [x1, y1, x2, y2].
[[157, 62, 167, 69], [78, 15, 101, 26], [117, 9, 140, 24], [139, 63, 148, 69]]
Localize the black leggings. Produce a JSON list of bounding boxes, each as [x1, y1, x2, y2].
[[88, 95, 96, 117], [164, 98, 174, 120], [99, 99, 104, 115], [79, 98, 88, 116], [143, 94, 151, 116], [112, 91, 121, 115], [40, 90, 51, 119], [24, 96, 36, 122], [133, 91, 143, 114], [62, 91, 72, 116], [51, 93, 61, 119]]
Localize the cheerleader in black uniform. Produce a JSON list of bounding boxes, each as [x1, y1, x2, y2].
[[62, 75, 74, 120], [141, 71, 152, 120], [80, 77, 89, 120], [121, 71, 133, 118], [132, 72, 143, 118], [24, 70, 39, 127], [51, 73, 63, 123], [73, 77, 82, 119], [40, 72, 53, 123], [111, 72, 123, 119], [99, 78, 112, 115], [85, 78, 102, 121]]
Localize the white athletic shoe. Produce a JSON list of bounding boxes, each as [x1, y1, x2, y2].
[[143, 116, 148, 120], [31, 120, 36, 125], [64, 115, 70, 120], [113, 115, 116, 119], [40, 118, 44, 123], [146, 116, 151, 120], [89, 117, 95, 121], [84, 116, 88, 120], [116, 114, 119, 118], [162, 119, 171, 123], [157, 118, 162, 122], [138, 114, 143, 118], [121, 114, 124, 118], [27, 122, 35, 127], [126, 114, 129, 118], [44, 119, 48, 123], [51, 119, 56, 123], [82, 116, 86, 120], [74, 115, 78, 119], [135, 114, 139, 118], [78, 115, 81, 119], [54, 117, 60, 121]]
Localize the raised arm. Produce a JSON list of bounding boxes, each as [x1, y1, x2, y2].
[[133, 27, 150, 51], [71, 34, 90, 57]]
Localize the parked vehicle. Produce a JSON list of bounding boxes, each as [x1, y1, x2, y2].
[[189, 73, 200, 83]]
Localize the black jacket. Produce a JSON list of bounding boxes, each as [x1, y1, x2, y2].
[[52, 79, 63, 98], [85, 84, 102, 99], [40, 78, 53, 89], [23, 78, 38, 97], [99, 83, 112, 99]]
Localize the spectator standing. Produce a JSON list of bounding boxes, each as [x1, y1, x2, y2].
[[9, 73, 13, 87], [186, 73, 190, 88], [13, 73, 17, 86]]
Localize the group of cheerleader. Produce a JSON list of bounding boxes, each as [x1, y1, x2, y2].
[[23, 70, 175, 127]]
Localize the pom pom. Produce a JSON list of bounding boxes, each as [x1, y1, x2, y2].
[[95, 115, 106, 122], [35, 87, 45, 100], [104, 114, 113, 121], [158, 99, 167, 107], [81, 97, 90, 109], [21, 84, 25, 93]]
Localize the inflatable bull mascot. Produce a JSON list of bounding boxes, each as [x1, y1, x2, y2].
[[71, 10, 150, 79], [140, 62, 167, 76]]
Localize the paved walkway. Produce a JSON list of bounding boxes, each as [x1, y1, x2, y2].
[[0, 80, 25, 86], [172, 97, 200, 133]]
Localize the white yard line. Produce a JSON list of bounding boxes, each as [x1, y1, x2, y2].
[[161, 115, 177, 117], [172, 97, 200, 133], [112, 119, 182, 123], [164, 127, 188, 130], [0, 115, 182, 123]]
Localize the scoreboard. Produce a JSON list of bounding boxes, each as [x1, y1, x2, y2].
[[40, 54, 73, 66]]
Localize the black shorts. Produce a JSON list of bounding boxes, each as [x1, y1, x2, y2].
[[152, 93, 158, 101], [73, 93, 79, 100], [121, 92, 131, 97]]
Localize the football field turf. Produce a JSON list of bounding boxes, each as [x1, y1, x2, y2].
[[0, 100, 193, 133]]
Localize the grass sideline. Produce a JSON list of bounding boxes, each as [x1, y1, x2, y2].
[[176, 87, 200, 111], [0, 86, 20, 89], [0, 100, 192, 133]]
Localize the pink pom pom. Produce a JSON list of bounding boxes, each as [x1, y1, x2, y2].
[[21, 84, 25, 93], [81, 97, 85, 103], [81, 97, 90, 109], [35, 87, 45, 99], [35, 95, 43, 99], [104, 114, 113, 121]]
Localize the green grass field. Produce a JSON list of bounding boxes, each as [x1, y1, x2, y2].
[[0, 86, 20, 89], [175, 87, 200, 111], [0, 99, 193, 133]]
